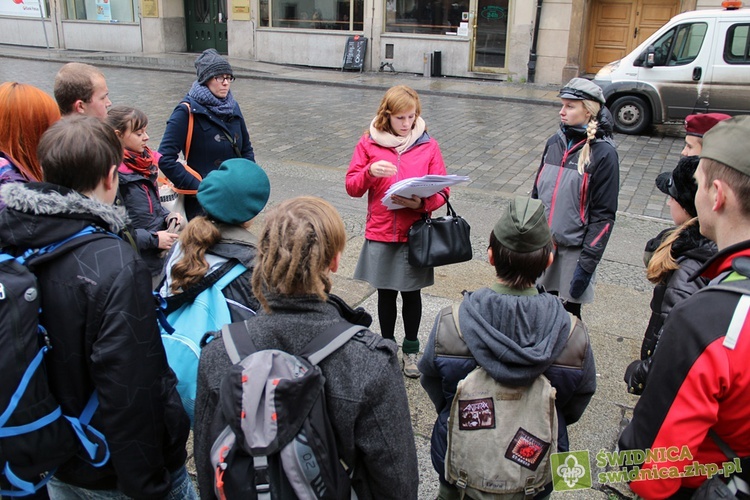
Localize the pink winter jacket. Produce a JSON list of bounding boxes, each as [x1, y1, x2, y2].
[[346, 132, 448, 243]]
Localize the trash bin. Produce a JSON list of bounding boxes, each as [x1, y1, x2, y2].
[[423, 52, 433, 77]]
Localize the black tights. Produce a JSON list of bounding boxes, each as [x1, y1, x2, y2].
[[377, 289, 422, 342]]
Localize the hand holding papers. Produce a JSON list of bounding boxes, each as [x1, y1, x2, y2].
[[382, 174, 470, 210]]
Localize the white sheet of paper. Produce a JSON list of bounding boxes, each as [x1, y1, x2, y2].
[[381, 174, 470, 209]]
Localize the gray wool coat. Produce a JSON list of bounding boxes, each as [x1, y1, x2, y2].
[[193, 294, 419, 499]]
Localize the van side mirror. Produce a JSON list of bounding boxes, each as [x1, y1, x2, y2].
[[644, 45, 656, 68]]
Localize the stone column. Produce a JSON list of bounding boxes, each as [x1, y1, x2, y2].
[[561, 0, 585, 82]]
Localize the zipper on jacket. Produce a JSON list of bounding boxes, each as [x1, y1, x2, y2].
[[579, 172, 589, 224], [142, 185, 154, 214], [392, 152, 403, 241], [549, 139, 586, 227]]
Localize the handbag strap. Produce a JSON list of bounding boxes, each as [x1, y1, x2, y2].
[[157, 103, 202, 196], [437, 190, 457, 218], [220, 129, 242, 158], [182, 102, 193, 163]]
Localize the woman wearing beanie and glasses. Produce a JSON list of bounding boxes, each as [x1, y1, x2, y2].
[[624, 156, 716, 395], [158, 49, 256, 220], [531, 77, 620, 319]]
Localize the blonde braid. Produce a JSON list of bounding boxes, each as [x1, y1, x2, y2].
[[577, 100, 602, 175]]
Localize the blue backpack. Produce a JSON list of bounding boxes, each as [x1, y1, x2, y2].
[[158, 259, 251, 424], [0, 227, 112, 497]]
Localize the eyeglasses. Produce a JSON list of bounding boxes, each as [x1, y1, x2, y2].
[[213, 75, 235, 83]]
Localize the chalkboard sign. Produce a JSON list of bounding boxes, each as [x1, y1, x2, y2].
[[342, 35, 367, 72]]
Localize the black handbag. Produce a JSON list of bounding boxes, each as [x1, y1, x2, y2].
[[408, 192, 472, 268]]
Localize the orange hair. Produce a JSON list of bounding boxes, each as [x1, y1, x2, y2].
[[0, 82, 61, 181], [372, 85, 422, 135]]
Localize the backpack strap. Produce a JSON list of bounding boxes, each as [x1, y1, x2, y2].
[[222, 321, 257, 364], [221, 320, 365, 366], [162, 259, 245, 314], [300, 321, 365, 366]]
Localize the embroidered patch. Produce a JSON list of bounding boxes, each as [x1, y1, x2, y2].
[[504, 427, 551, 471], [458, 397, 495, 430]]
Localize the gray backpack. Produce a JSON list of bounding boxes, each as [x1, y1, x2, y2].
[[209, 320, 364, 499]]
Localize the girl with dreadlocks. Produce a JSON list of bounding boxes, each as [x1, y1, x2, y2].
[[532, 78, 620, 319], [107, 105, 183, 280], [194, 196, 419, 499]]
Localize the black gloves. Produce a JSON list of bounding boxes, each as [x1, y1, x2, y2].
[[569, 264, 593, 299]]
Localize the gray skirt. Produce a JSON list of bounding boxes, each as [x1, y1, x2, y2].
[[354, 240, 434, 292], [537, 244, 596, 304]]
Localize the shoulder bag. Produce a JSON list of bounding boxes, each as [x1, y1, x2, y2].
[[408, 192, 472, 268]]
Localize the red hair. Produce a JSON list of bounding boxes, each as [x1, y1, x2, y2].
[[0, 82, 61, 181]]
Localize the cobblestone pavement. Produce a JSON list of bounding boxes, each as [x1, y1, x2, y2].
[[1, 58, 687, 498], [1, 57, 682, 222]]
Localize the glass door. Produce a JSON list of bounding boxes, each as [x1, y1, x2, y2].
[[471, 0, 509, 72]]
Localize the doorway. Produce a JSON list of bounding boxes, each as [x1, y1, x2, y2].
[[585, 0, 679, 74], [470, 0, 510, 73], [185, 0, 229, 53]]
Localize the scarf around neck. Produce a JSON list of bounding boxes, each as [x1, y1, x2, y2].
[[369, 116, 426, 154], [121, 146, 157, 177], [188, 80, 238, 119]]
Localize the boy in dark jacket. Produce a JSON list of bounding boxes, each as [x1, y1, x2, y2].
[[0, 116, 195, 499], [419, 197, 596, 500]]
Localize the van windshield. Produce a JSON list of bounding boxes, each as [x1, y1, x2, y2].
[[652, 22, 707, 66]]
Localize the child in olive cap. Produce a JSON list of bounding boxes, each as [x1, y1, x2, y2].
[[419, 197, 596, 500]]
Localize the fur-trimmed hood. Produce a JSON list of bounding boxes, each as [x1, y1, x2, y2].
[[0, 182, 128, 250]]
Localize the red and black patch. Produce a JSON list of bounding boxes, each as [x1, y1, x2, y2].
[[457, 397, 495, 430], [504, 428, 550, 470]]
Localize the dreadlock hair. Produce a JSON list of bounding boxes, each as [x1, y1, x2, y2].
[[577, 100, 602, 175], [252, 196, 346, 312], [371, 85, 422, 135], [169, 216, 222, 294], [646, 217, 698, 284]]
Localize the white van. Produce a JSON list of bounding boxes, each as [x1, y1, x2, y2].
[[592, 2, 750, 135]]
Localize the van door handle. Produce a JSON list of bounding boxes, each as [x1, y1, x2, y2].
[[693, 67, 702, 81]]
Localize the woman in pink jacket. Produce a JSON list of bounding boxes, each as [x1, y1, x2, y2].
[[346, 85, 448, 378]]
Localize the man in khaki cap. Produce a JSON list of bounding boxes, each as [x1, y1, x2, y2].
[[418, 197, 596, 500], [620, 115, 750, 499]]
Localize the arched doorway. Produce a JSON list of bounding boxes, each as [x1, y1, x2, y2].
[[585, 0, 679, 74]]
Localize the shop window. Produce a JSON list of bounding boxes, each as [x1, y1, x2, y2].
[[386, 0, 467, 34], [260, 0, 362, 30], [65, 0, 137, 21]]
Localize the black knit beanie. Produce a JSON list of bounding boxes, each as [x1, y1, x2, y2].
[[195, 49, 233, 85]]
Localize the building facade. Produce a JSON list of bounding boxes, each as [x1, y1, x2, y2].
[[0, 0, 726, 84]]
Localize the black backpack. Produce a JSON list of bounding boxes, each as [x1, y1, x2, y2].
[[209, 319, 364, 499], [0, 227, 113, 497]]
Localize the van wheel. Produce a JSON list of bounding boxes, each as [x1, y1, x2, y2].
[[611, 96, 651, 135]]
